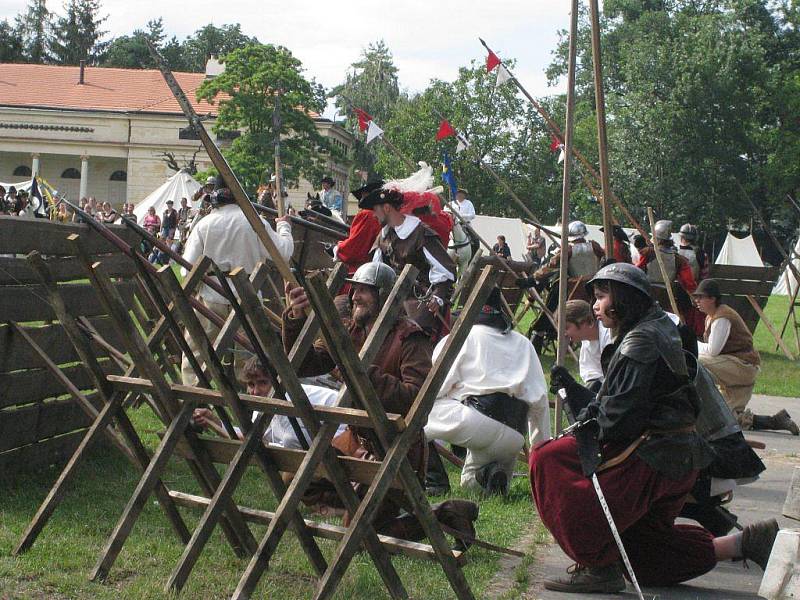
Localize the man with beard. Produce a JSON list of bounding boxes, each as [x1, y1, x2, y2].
[[282, 261, 479, 546]]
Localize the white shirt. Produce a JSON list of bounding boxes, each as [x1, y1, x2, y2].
[[235, 384, 346, 450], [454, 198, 476, 223], [182, 203, 293, 304], [432, 324, 551, 444], [580, 312, 681, 384], [698, 318, 731, 357], [372, 215, 455, 285]]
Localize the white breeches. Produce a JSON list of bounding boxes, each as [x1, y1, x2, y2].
[[424, 398, 525, 492]]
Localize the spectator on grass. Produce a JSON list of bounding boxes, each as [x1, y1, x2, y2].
[[143, 206, 161, 235]]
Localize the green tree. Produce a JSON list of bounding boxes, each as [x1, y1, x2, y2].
[[102, 19, 185, 70], [0, 20, 25, 62], [50, 0, 108, 65], [15, 0, 52, 63], [181, 24, 257, 72], [196, 43, 334, 192], [332, 40, 401, 178]]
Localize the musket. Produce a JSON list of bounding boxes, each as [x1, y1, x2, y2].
[[145, 39, 302, 292], [60, 198, 258, 352], [479, 38, 647, 238], [251, 202, 348, 238], [115, 211, 282, 326]]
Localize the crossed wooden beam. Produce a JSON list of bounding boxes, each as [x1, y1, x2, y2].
[[15, 232, 497, 599]]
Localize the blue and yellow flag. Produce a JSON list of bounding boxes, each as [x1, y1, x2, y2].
[[441, 151, 457, 199]]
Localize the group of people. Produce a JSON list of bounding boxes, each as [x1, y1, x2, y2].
[[158, 164, 793, 594]]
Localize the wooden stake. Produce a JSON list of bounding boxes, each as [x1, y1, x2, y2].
[[746, 295, 795, 360]]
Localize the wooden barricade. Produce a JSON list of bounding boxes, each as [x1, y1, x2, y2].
[[12, 231, 496, 599], [0, 216, 151, 478], [707, 263, 783, 333]]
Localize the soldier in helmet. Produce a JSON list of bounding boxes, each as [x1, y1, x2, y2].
[[533, 220, 605, 297], [534, 263, 780, 593], [679, 223, 709, 282], [636, 219, 700, 331], [180, 183, 293, 387], [282, 261, 479, 546]]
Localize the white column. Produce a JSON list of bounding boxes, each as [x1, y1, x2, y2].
[[31, 153, 40, 177], [79, 155, 89, 200]]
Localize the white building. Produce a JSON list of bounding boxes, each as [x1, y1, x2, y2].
[[0, 62, 353, 212]]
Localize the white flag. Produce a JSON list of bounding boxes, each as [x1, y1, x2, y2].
[[495, 64, 512, 89], [558, 148, 565, 164], [456, 137, 470, 154], [366, 120, 384, 144]]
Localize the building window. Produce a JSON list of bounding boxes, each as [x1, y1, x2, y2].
[[109, 170, 127, 181], [13, 165, 31, 177], [61, 168, 81, 179]]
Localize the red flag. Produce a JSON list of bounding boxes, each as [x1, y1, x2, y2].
[[353, 107, 372, 133], [436, 119, 457, 141], [550, 135, 562, 152], [486, 50, 501, 72]]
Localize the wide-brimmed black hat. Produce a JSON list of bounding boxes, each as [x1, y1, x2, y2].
[[692, 278, 721, 299], [351, 179, 384, 201], [358, 187, 403, 210], [600, 224, 630, 243], [321, 176, 335, 186]]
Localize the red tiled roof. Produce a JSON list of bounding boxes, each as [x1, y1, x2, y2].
[[0, 63, 222, 115]]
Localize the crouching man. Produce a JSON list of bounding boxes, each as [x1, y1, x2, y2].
[[424, 287, 550, 496], [282, 261, 479, 546]]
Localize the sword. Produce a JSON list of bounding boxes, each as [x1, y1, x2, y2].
[[591, 472, 648, 600]]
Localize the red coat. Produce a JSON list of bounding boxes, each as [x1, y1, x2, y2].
[[418, 211, 453, 247], [335, 209, 381, 275]]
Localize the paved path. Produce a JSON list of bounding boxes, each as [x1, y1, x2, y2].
[[528, 394, 800, 599]]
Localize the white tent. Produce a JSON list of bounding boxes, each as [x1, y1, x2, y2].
[[470, 215, 530, 261], [773, 235, 800, 296], [714, 233, 764, 267], [133, 169, 201, 222]]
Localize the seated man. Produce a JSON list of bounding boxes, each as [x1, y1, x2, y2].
[[561, 299, 612, 393], [424, 287, 550, 496], [694, 279, 798, 435], [283, 261, 478, 545]]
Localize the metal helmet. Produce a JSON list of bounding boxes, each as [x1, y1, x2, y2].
[[587, 262, 652, 299], [568, 220, 588, 239], [653, 219, 673, 241], [205, 176, 218, 187], [345, 262, 397, 307], [679, 223, 698, 242], [209, 187, 234, 207]]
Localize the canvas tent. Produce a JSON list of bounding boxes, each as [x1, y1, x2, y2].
[[133, 169, 201, 222], [470, 214, 530, 261], [773, 235, 800, 296], [714, 233, 764, 267]]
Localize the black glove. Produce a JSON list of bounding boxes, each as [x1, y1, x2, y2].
[[549, 365, 575, 394], [323, 242, 335, 257], [551, 364, 595, 419]]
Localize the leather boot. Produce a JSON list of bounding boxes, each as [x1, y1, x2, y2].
[[425, 442, 451, 496], [544, 563, 626, 593], [475, 461, 509, 498], [741, 518, 780, 570], [379, 512, 427, 542], [752, 410, 800, 435], [433, 499, 479, 552]]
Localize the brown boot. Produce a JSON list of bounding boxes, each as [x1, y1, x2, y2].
[[774, 409, 799, 435], [741, 518, 780, 570], [433, 499, 479, 552], [544, 563, 626, 593]]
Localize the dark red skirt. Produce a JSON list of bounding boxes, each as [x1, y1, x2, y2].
[[529, 436, 716, 586]]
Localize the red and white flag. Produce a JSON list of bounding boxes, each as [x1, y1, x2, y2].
[[353, 107, 372, 133], [486, 49, 501, 72], [549, 135, 561, 153], [366, 120, 384, 144], [435, 119, 457, 141], [495, 64, 512, 89]]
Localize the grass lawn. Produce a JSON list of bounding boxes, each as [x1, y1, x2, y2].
[[516, 294, 800, 398], [0, 404, 549, 599]]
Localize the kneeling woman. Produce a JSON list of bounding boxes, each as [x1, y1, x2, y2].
[[530, 263, 779, 593]]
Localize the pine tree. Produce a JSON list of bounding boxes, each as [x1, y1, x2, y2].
[[15, 0, 52, 63], [50, 0, 108, 65], [0, 19, 25, 62]]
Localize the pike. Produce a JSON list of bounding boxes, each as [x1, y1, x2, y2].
[[479, 38, 647, 238], [555, 0, 580, 436], [145, 39, 301, 291], [273, 90, 286, 216]]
